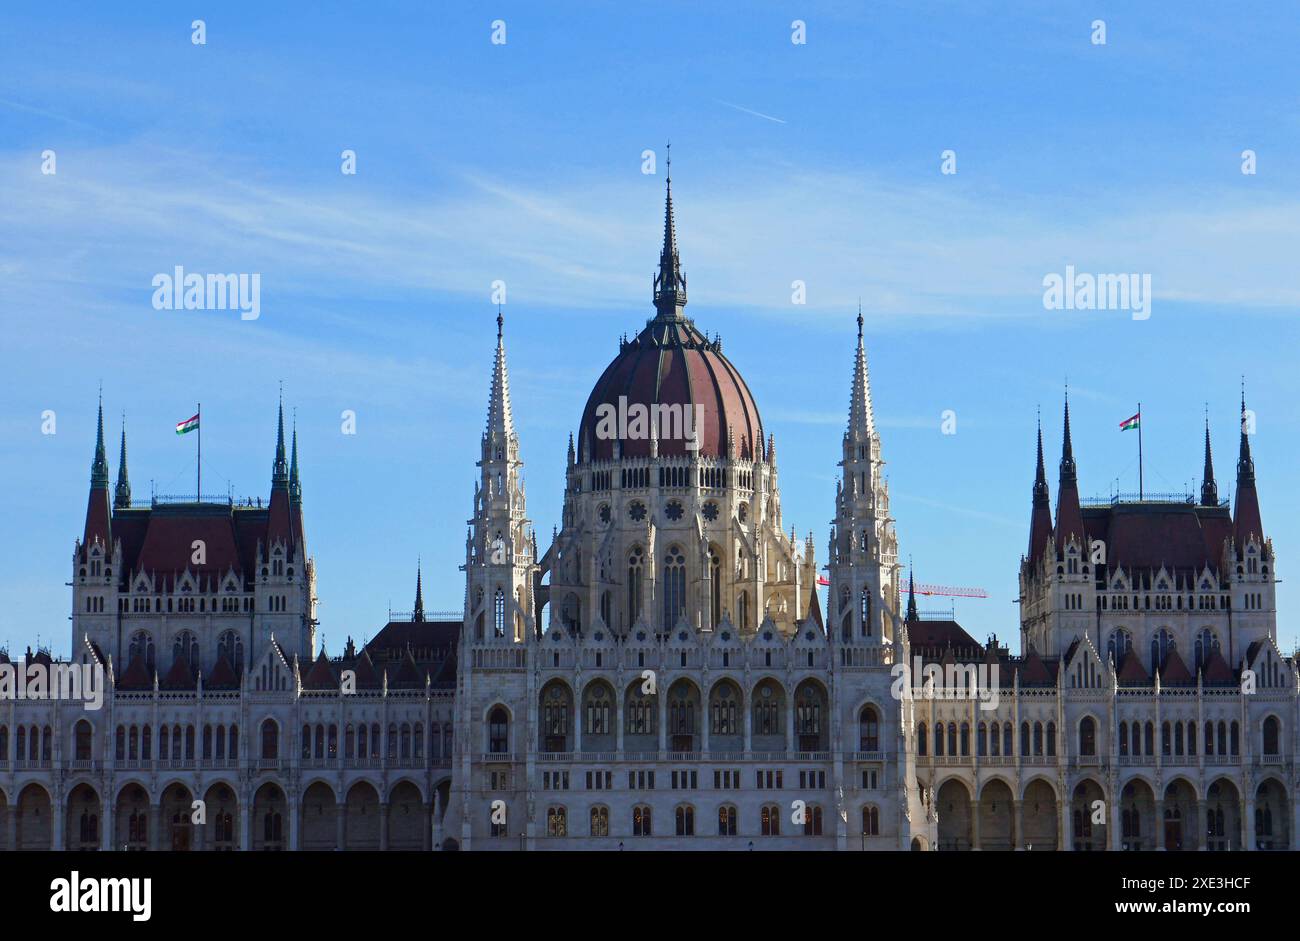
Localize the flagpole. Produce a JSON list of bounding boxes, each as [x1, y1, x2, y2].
[[197, 402, 202, 501], [1137, 401, 1143, 501]]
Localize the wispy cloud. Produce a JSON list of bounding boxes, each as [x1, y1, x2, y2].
[[713, 99, 787, 124]]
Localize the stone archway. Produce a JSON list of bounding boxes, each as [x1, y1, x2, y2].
[[253, 781, 287, 851], [115, 784, 150, 851], [1255, 779, 1289, 851], [1070, 779, 1107, 851], [202, 783, 239, 851], [301, 782, 338, 850], [1163, 779, 1198, 851], [345, 781, 381, 850], [1021, 779, 1058, 851], [978, 780, 1014, 850], [936, 779, 972, 851], [65, 783, 102, 850], [160, 782, 195, 851], [387, 781, 425, 851], [1204, 778, 1240, 851], [16, 783, 52, 851], [1119, 779, 1156, 851]]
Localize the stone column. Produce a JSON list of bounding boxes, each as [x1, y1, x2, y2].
[[336, 802, 348, 851], [149, 802, 162, 851], [1155, 799, 1166, 850], [101, 801, 114, 852], [969, 800, 981, 851], [1109, 792, 1122, 851], [379, 803, 389, 850], [1014, 799, 1025, 851], [1243, 798, 1255, 851], [52, 795, 64, 851], [1193, 800, 1205, 851], [288, 796, 300, 851]]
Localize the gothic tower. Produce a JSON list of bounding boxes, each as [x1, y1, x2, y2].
[[827, 309, 900, 645]]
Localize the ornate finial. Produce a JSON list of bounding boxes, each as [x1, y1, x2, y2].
[[497, 305, 503, 339], [666, 140, 671, 182], [857, 299, 863, 339]]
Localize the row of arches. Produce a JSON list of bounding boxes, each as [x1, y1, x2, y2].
[[932, 775, 1291, 851], [0, 779, 452, 851], [502, 802, 884, 839], [490, 677, 866, 754]]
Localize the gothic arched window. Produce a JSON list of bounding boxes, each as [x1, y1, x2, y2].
[[663, 547, 686, 631], [627, 547, 644, 629]]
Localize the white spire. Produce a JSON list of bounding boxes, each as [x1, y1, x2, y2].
[[848, 305, 876, 439], [486, 311, 515, 440]]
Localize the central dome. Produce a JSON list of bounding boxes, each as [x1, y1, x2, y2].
[[578, 314, 764, 461], [579, 171, 763, 463]]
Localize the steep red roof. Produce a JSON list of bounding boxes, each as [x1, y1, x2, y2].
[[905, 619, 980, 653], [1160, 648, 1193, 685], [116, 652, 153, 690], [1084, 502, 1232, 581], [1018, 647, 1053, 686], [160, 656, 196, 691], [207, 654, 238, 689], [1117, 649, 1150, 686], [302, 652, 338, 690], [1202, 649, 1234, 685]]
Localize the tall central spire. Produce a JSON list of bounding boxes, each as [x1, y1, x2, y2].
[[652, 144, 687, 320], [486, 311, 516, 440], [847, 304, 876, 440]]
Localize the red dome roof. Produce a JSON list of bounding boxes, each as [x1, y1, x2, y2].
[[579, 313, 764, 462]]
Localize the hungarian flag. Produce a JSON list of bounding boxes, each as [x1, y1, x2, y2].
[[1119, 412, 1140, 431], [176, 413, 200, 435], [817, 576, 830, 587]]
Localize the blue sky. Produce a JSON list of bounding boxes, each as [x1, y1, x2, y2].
[[2, 1, 1299, 658]]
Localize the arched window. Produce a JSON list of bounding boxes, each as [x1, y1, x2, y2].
[[633, 805, 652, 837], [860, 588, 872, 636], [1107, 629, 1131, 665], [586, 686, 612, 735], [718, 805, 737, 836], [1150, 629, 1174, 671], [662, 547, 686, 631], [711, 684, 737, 736], [760, 805, 781, 836], [627, 547, 644, 628], [737, 591, 750, 632], [218, 630, 244, 674], [260, 719, 278, 759], [675, 805, 695, 836], [74, 720, 93, 761], [862, 805, 880, 836], [173, 631, 199, 670], [916, 722, 927, 756], [840, 587, 852, 641], [547, 806, 567, 837], [489, 706, 509, 754], [493, 588, 506, 637], [1079, 716, 1096, 756], [129, 631, 156, 673], [859, 706, 879, 752], [1194, 628, 1218, 671], [1263, 715, 1280, 755], [589, 806, 609, 837], [803, 804, 824, 836]]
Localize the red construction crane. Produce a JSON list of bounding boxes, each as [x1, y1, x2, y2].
[[908, 582, 988, 600], [816, 575, 988, 600]]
